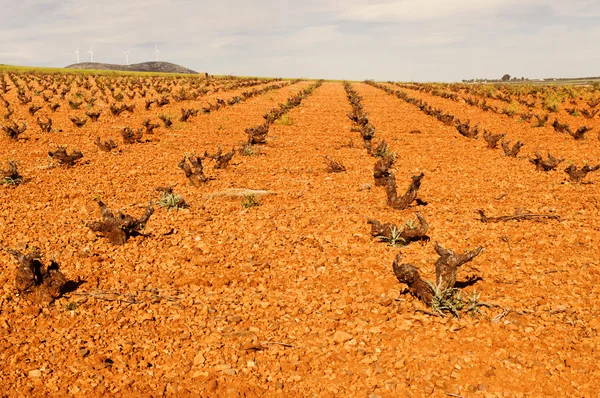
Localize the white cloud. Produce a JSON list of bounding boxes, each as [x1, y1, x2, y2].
[[336, 0, 520, 22], [0, 0, 598, 81], [550, 0, 600, 17], [280, 25, 343, 49]]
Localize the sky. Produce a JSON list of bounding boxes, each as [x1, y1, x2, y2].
[[0, 0, 599, 81]]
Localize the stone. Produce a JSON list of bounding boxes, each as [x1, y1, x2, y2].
[[333, 330, 353, 344], [28, 369, 41, 378], [193, 352, 206, 366]]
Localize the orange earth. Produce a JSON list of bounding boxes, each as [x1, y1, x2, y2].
[[1, 72, 600, 397]]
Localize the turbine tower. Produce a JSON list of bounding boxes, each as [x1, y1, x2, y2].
[[124, 50, 130, 65], [153, 45, 160, 62], [74, 46, 80, 64], [87, 45, 94, 62]]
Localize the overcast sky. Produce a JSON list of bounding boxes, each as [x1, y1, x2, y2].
[[1, 0, 599, 81]]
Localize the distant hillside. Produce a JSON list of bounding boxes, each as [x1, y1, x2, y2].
[[65, 61, 198, 74]]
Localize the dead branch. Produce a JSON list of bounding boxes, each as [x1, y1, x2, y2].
[[439, 113, 454, 126], [69, 115, 87, 127], [564, 164, 600, 183], [360, 123, 375, 141], [587, 98, 600, 109], [373, 156, 395, 186], [529, 152, 564, 171], [110, 103, 127, 116], [158, 114, 173, 128], [581, 108, 599, 119], [142, 119, 160, 134], [86, 110, 102, 122], [36, 116, 52, 133], [2, 120, 27, 140], [569, 126, 592, 140], [385, 172, 424, 210], [121, 127, 144, 144], [483, 131, 505, 149], [552, 119, 571, 134], [94, 137, 118, 152], [455, 119, 479, 139], [324, 156, 346, 173], [3, 247, 68, 303], [393, 253, 434, 305], [434, 242, 484, 289], [501, 140, 523, 157], [48, 146, 83, 167], [205, 147, 235, 169], [347, 107, 368, 125], [28, 105, 42, 116], [87, 199, 154, 245], [145, 99, 157, 110], [1, 161, 23, 185], [73, 289, 182, 304], [178, 154, 211, 186], [367, 212, 429, 243], [180, 108, 198, 122], [371, 140, 391, 157], [477, 209, 560, 223], [534, 114, 549, 127], [246, 123, 269, 145]]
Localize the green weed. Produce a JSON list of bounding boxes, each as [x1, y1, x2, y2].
[[241, 194, 260, 209]]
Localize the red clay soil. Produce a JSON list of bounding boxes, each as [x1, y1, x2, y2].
[[1, 78, 600, 397]]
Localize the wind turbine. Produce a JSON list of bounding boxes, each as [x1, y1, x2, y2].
[[124, 50, 130, 65], [74, 46, 80, 64], [153, 45, 160, 61], [87, 45, 94, 62]]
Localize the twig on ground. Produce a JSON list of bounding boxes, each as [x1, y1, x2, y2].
[[477, 209, 559, 223]]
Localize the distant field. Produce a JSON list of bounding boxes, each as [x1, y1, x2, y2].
[[0, 64, 298, 81], [0, 63, 194, 77], [509, 78, 600, 86]]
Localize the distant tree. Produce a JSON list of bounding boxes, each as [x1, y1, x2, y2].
[[501, 74, 511, 81]]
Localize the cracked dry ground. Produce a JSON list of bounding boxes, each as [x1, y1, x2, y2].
[[1, 82, 600, 397]]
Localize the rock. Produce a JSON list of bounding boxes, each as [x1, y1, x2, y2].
[[333, 330, 352, 344], [379, 296, 393, 307], [28, 369, 41, 378], [369, 326, 381, 334], [193, 352, 206, 366]]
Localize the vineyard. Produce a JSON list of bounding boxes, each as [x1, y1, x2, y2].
[[1, 69, 600, 396]]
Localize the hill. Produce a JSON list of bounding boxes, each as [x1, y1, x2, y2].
[[65, 61, 198, 74]]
